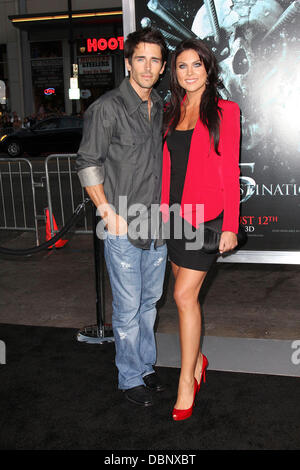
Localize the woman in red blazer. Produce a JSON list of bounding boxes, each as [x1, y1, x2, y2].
[[161, 39, 241, 421]]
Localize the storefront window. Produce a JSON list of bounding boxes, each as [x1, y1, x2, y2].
[[76, 35, 125, 111], [77, 53, 114, 110], [30, 41, 65, 115], [0, 44, 9, 112]]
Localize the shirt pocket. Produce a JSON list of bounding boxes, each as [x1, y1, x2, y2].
[[111, 132, 133, 147], [109, 132, 149, 165], [110, 132, 149, 146]]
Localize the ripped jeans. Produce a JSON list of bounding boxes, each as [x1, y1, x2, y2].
[[104, 232, 167, 390]]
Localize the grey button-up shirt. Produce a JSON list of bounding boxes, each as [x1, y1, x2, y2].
[[76, 77, 164, 249]]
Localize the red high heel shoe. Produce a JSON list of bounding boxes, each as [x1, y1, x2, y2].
[[172, 378, 198, 421], [196, 354, 208, 392]]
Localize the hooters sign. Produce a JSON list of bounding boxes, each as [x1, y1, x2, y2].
[[87, 37, 124, 53]]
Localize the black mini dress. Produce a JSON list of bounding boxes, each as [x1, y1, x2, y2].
[[166, 129, 217, 272]]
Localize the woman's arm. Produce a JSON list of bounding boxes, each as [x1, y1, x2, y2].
[[219, 101, 241, 235], [218, 101, 241, 253]]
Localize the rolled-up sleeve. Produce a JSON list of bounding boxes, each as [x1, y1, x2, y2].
[[76, 100, 114, 187]]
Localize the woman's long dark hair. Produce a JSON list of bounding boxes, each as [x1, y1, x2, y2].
[[164, 39, 223, 154]]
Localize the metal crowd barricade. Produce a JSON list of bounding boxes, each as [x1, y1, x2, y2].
[[0, 157, 40, 245], [44, 154, 92, 238]]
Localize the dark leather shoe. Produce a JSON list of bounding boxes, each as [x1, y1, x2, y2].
[[143, 372, 165, 392], [123, 385, 153, 407]]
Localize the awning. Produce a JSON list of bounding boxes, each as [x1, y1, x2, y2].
[[8, 8, 122, 31]]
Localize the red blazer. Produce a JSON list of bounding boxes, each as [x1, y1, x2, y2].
[[160, 99, 241, 234]]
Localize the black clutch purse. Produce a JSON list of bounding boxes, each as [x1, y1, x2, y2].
[[202, 213, 247, 254]]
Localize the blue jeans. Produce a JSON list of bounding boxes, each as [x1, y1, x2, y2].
[[104, 233, 167, 390]]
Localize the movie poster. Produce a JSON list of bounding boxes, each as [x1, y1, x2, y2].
[[133, 0, 300, 251]]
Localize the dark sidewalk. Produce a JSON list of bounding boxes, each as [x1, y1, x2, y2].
[[1, 230, 300, 340]]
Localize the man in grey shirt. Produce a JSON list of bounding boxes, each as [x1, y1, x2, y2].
[[76, 29, 168, 407]]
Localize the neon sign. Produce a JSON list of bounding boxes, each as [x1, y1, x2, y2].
[[44, 88, 55, 95], [87, 37, 124, 53]]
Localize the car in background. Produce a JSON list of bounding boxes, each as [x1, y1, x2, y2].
[[0, 116, 83, 157]]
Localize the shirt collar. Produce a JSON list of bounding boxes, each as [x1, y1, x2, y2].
[[119, 77, 162, 116]]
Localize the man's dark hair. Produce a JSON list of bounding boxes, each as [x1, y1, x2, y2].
[[124, 28, 168, 64]]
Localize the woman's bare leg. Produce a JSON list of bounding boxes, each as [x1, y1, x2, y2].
[[171, 263, 207, 410], [171, 261, 180, 279]]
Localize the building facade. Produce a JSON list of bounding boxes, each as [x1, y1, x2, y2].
[[0, 0, 124, 121]]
